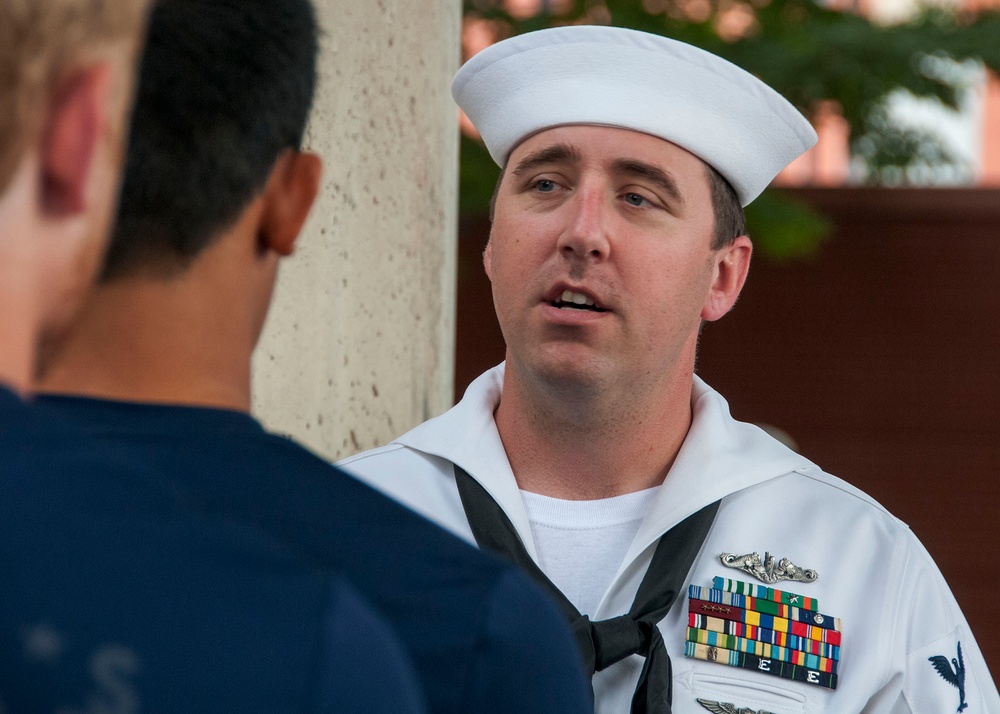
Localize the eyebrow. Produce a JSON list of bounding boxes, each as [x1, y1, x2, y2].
[[509, 143, 582, 176], [611, 159, 684, 206]]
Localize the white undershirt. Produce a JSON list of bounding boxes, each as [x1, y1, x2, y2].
[[520, 486, 661, 616]]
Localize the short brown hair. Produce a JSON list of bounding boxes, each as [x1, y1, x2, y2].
[[705, 162, 746, 249], [0, 0, 149, 191], [488, 159, 747, 248]]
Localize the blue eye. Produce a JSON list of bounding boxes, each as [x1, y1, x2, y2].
[[535, 179, 556, 192], [624, 192, 647, 206]]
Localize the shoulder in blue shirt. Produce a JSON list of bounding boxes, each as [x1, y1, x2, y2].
[[27, 395, 591, 714], [0, 400, 426, 714]]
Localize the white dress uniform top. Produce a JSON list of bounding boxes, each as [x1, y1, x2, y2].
[[340, 364, 1000, 714]]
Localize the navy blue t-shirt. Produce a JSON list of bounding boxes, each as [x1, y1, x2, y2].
[[0, 389, 426, 713], [0, 384, 24, 426], [32, 395, 591, 714]]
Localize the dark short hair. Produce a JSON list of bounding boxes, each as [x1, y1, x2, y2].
[[487, 155, 747, 249], [704, 163, 746, 249], [102, 0, 319, 280], [488, 167, 502, 223]]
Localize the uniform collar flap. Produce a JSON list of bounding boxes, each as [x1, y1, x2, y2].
[[393, 367, 813, 566], [394, 364, 539, 558]]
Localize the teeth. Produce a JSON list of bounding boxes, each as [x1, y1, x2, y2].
[[560, 290, 595, 306]]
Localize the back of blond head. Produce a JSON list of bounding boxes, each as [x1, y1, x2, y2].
[[0, 0, 149, 192]]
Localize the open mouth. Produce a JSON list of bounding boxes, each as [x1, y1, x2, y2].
[[550, 289, 608, 312]]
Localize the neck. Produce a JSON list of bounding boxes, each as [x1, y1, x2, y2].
[[0, 158, 45, 396], [495, 358, 695, 500], [38, 269, 259, 413], [0, 264, 40, 397]]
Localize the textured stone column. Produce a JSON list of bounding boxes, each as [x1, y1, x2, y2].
[[251, 0, 461, 460]]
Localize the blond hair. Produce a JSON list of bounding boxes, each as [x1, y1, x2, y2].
[[0, 0, 150, 191]]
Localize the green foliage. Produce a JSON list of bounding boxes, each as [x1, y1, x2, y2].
[[459, 0, 1000, 260], [746, 190, 832, 261], [460, 134, 500, 217]]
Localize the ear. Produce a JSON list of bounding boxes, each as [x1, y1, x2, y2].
[[701, 235, 752, 322], [40, 62, 113, 216], [258, 150, 322, 257], [483, 239, 494, 282]]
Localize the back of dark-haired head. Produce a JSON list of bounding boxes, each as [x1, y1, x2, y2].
[[102, 0, 319, 280]]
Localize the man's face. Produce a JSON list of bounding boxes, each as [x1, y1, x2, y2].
[[486, 125, 736, 395]]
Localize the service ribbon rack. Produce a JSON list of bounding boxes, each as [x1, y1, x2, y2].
[[684, 576, 842, 690]]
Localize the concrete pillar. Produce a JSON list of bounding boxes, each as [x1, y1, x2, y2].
[[250, 0, 461, 461]]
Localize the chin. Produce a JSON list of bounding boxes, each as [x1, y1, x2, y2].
[[523, 351, 613, 392]]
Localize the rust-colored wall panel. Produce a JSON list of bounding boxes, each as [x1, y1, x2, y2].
[[456, 216, 506, 395]]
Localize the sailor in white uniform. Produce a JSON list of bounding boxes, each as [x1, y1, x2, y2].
[[339, 26, 1000, 714]]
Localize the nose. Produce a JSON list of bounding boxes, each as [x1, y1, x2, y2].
[[556, 185, 610, 262]]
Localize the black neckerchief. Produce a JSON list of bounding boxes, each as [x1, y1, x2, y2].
[[454, 464, 719, 714]]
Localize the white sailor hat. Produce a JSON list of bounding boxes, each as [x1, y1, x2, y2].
[[452, 25, 817, 206]]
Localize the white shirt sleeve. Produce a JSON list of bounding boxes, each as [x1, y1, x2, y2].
[[881, 533, 999, 713]]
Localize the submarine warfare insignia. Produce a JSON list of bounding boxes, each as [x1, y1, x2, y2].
[[929, 641, 968, 712], [696, 699, 776, 714], [720, 551, 818, 585], [685, 576, 842, 690]]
